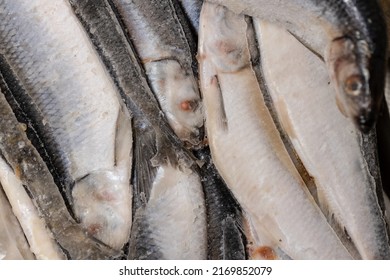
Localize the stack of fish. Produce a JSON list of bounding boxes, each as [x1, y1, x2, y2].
[[0, 0, 389, 260]]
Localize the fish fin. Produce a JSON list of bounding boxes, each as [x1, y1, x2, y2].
[[133, 126, 158, 206], [128, 204, 162, 260], [114, 104, 133, 169], [131, 119, 195, 206], [221, 215, 246, 260], [150, 120, 195, 170]]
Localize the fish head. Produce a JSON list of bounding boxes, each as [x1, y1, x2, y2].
[[202, 3, 251, 73], [327, 37, 385, 133], [161, 61, 205, 147], [72, 171, 131, 250]]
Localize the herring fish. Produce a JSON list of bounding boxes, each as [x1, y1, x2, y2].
[[0, 90, 118, 259], [0, 0, 133, 250], [129, 164, 207, 259], [69, 0, 207, 259], [110, 0, 204, 146], [69, 0, 194, 168], [198, 2, 351, 259], [255, 20, 390, 259], [207, 0, 388, 133]]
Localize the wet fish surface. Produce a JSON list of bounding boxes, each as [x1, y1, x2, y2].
[[198, 2, 352, 259], [208, 0, 388, 133], [255, 20, 390, 259]]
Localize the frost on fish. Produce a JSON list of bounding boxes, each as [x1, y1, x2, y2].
[[68, 0, 206, 259], [69, 0, 194, 170], [198, 2, 352, 259], [144, 60, 203, 146], [0, 155, 65, 260], [208, 0, 388, 133], [0, 183, 35, 260], [128, 110, 207, 260], [0, 0, 133, 250], [255, 21, 390, 259], [110, 0, 204, 146], [129, 164, 207, 260], [0, 90, 119, 259]]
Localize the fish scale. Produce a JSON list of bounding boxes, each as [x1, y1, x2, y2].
[[110, 0, 203, 146], [0, 4, 117, 179], [254, 19, 390, 259], [199, 2, 352, 259], [0, 89, 118, 259], [68, 0, 207, 259], [0, 0, 387, 260], [0, 0, 133, 251], [208, 0, 388, 133], [194, 147, 247, 260]]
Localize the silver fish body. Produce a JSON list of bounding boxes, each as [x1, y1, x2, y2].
[[69, 0, 194, 169], [110, 0, 204, 146], [69, 0, 207, 259], [208, 0, 388, 133], [198, 2, 352, 259], [0, 89, 118, 259], [0, 0, 133, 250], [255, 20, 390, 259], [129, 164, 207, 260]]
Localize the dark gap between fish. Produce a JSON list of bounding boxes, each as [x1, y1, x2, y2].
[[194, 147, 247, 260]]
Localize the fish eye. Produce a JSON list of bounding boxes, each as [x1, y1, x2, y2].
[[343, 75, 363, 96]]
